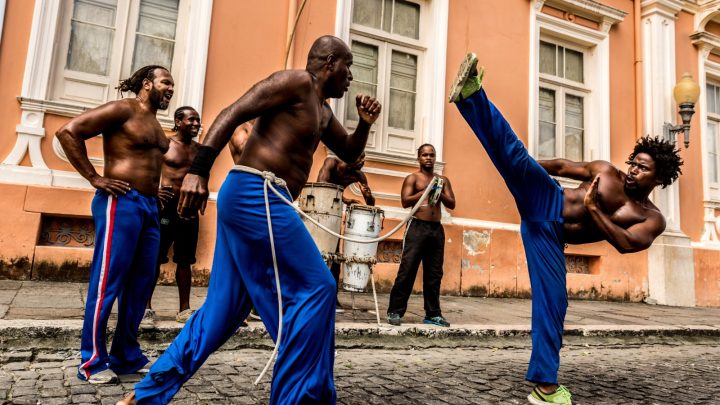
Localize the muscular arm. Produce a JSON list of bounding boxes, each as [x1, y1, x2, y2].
[[321, 95, 381, 163], [400, 175, 423, 209], [358, 172, 375, 206], [316, 157, 338, 182], [202, 71, 307, 152], [539, 159, 612, 182], [584, 177, 665, 253], [439, 176, 456, 210], [56, 101, 133, 195]]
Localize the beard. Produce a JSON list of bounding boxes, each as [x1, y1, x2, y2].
[[149, 87, 170, 110]]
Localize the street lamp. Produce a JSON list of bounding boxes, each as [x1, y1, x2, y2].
[[663, 72, 700, 148]]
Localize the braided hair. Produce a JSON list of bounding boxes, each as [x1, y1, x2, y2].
[[172, 106, 197, 131], [116, 65, 168, 96], [628, 136, 683, 188]]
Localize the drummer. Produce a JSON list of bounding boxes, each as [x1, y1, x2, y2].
[[316, 153, 375, 312], [386, 144, 455, 327]]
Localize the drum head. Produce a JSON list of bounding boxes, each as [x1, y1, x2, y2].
[[304, 182, 344, 192], [349, 204, 384, 215]]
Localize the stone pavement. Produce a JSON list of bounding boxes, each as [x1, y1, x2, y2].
[[0, 280, 719, 348], [1, 344, 719, 404]]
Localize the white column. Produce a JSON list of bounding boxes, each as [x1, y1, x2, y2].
[[641, 0, 695, 307], [0, 0, 60, 185]]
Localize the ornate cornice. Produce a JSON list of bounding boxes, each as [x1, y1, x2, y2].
[[543, 0, 628, 32]]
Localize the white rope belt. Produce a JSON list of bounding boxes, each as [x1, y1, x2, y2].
[[231, 164, 436, 384]]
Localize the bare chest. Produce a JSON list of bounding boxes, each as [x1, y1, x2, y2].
[[122, 117, 169, 153], [164, 142, 196, 168]]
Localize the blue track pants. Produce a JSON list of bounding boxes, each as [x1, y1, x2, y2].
[[456, 89, 567, 384], [135, 170, 337, 404], [78, 190, 159, 379]]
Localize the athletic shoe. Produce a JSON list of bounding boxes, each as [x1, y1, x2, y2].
[[387, 312, 402, 326], [423, 315, 450, 327], [175, 308, 194, 323], [136, 360, 153, 375], [139, 309, 155, 329], [87, 369, 118, 385], [448, 52, 484, 103], [249, 308, 261, 321], [527, 385, 573, 405]]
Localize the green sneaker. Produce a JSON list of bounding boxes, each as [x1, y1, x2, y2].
[[527, 385, 572, 405], [448, 52, 484, 103]]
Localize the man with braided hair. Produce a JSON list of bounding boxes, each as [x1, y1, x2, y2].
[[448, 53, 682, 404], [118, 35, 380, 405], [57, 65, 174, 384], [141, 106, 202, 328]]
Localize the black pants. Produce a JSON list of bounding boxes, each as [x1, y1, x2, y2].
[[387, 218, 445, 318]]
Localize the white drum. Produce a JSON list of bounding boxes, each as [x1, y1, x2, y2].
[[342, 204, 384, 292], [297, 182, 344, 263]]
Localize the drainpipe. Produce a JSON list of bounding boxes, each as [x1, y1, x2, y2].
[[634, 0, 644, 140], [285, 0, 297, 69]]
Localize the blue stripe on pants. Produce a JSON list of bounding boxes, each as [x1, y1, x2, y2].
[[79, 190, 159, 379], [456, 89, 567, 384], [134, 171, 337, 404]]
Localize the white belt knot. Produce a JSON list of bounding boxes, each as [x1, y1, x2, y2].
[[232, 165, 287, 188]]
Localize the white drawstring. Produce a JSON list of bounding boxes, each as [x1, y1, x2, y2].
[[232, 165, 437, 384]]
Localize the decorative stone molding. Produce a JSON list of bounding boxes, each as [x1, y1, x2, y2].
[[543, 0, 628, 33], [641, 0, 684, 19], [699, 203, 720, 243]]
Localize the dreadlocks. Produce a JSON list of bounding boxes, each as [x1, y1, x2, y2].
[[116, 65, 168, 96], [172, 106, 197, 131], [629, 136, 683, 188]]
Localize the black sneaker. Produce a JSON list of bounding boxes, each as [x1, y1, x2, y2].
[[387, 312, 401, 326], [423, 315, 450, 327]]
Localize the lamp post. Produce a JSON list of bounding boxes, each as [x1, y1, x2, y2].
[[663, 72, 700, 148]]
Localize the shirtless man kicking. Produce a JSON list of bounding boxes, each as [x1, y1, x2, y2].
[[57, 65, 174, 384], [448, 53, 683, 405], [141, 106, 202, 327], [118, 35, 380, 404]]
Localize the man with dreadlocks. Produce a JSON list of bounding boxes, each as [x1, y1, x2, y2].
[[448, 53, 683, 405], [57, 65, 174, 385], [118, 35, 380, 405], [141, 106, 202, 328]]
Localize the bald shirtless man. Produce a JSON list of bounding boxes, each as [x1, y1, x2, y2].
[[118, 36, 380, 405], [141, 106, 202, 327], [386, 144, 455, 327], [57, 65, 174, 385], [448, 53, 683, 405]]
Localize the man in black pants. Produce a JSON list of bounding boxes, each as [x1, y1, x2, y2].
[[387, 144, 455, 327], [141, 106, 201, 327]]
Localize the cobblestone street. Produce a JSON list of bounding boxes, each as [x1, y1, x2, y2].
[[0, 341, 718, 404]]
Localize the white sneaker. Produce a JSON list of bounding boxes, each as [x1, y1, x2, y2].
[[87, 368, 118, 384], [140, 309, 155, 329]]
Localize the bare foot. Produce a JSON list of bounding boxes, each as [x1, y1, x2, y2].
[[116, 391, 136, 405]]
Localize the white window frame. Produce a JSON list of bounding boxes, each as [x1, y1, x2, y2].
[[0, 0, 212, 189], [691, 28, 720, 246], [334, 0, 448, 168], [49, 0, 189, 124], [538, 37, 590, 161], [705, 79, 720, 201], [528, 0, 625, 186]]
